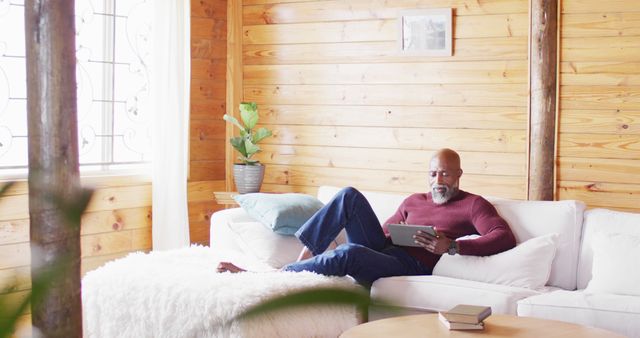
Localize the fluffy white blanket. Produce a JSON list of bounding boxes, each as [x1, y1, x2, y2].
[[82, 246, 361, 338]]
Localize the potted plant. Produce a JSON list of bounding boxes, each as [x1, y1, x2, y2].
[[223, 102, 273, 193]]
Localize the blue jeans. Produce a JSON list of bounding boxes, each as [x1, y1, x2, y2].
[[283, 187, 431, 286]]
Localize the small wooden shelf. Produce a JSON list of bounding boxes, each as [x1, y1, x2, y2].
[[213, 191, 239, 206]]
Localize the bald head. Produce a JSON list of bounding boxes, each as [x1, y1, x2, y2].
[[430, 148, 461, 169], [429, 148, 463, 204]]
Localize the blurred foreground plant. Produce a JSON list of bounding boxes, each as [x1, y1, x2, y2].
[[0, 182, 93, 338], [237, 287, 372, 320], [234, 284, 398, 327]]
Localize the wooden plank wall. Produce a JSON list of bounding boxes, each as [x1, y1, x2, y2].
[[557, 0, 640, 213], [189, 0, 228, 245], [240, 0, 530, 199], [0, 177, 152, 333]]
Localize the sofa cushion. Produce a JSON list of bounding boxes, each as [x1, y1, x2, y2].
[[585, 232, 640, 296], [517, 290, 640, 337], [578, 208, 640, 289], [433, 233, 558, 290], [486, 198, 585, 290], [234, 193, 325, 235], [371, 275, 542, 315]]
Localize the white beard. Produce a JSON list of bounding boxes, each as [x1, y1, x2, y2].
[[432, 184, 459, 204]]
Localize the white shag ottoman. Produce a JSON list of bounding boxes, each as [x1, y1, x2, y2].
[[82, 246, 362, 338]]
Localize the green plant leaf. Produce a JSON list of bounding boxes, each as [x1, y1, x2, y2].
[[0, 252, 77, 338], [235, 287, 372, 320], [239, 102, 259, 130], [236, 155, 258, 164], [45, 188, 94, 228], [230, 136, 248, 158], [0, 181, 26, 338], [244, 138, 260, 157], [223, 114, 246, 132], [253, 127, 272, 144], [239, 102, 258, 114], [0, 182, 15, 196], [0, 288, 31, 337]]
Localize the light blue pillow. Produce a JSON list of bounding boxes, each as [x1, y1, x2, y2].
[[233, 193, 325, 235]]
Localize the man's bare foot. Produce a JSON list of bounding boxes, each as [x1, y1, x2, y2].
[[296, 246, 314, 262], [216, 261, 247, 273]]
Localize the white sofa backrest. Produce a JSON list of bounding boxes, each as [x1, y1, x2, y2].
[[317, 186, 409, 226], [577, 208, 640, 289], [486, 198, 586, 290]]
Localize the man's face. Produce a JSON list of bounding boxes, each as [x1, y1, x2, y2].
[[429, 156, 462, 204]]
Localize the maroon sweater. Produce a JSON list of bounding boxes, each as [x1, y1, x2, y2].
[[383, 190, 516, 270]]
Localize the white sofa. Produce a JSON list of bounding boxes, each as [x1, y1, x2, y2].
[[210, 186, 640, 337]]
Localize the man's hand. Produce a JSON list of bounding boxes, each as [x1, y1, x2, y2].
[[413, 229, 452, 255]]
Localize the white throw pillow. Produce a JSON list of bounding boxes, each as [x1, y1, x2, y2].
[[433, 233, 559, 289], [234, 193, 324, 235], [585, 232, 640, 296]]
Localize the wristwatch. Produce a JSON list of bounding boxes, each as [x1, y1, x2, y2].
[[448, 240, 458, 255]]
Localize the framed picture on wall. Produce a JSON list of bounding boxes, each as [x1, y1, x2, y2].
[[398, 8, 453, 56]]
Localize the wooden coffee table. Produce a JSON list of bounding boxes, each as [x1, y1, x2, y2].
[[340, 314, 624, 337]]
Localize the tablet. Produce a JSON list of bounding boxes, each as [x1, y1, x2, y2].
[[387, 223, 437, 247]]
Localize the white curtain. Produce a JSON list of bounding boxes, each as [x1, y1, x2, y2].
[[151, 0, 191, 250]]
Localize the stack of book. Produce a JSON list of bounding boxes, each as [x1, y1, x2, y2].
[[438, 304, 492, 330]]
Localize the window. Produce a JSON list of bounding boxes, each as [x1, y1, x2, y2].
[[0, 0, 152, 177]]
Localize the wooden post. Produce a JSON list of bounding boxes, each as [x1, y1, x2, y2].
[[225, 0, 243, 192], [25, 0, 82, 336], [528, 0, 559, 201]]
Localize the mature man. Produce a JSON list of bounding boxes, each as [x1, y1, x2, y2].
[[218, 148, 516, 286]]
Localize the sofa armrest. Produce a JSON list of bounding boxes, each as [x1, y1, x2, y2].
[[210, 207, 255, 252], [209, 205, 351, 268], [211, 207, 255, 224], [210, 207, 307, 268]]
